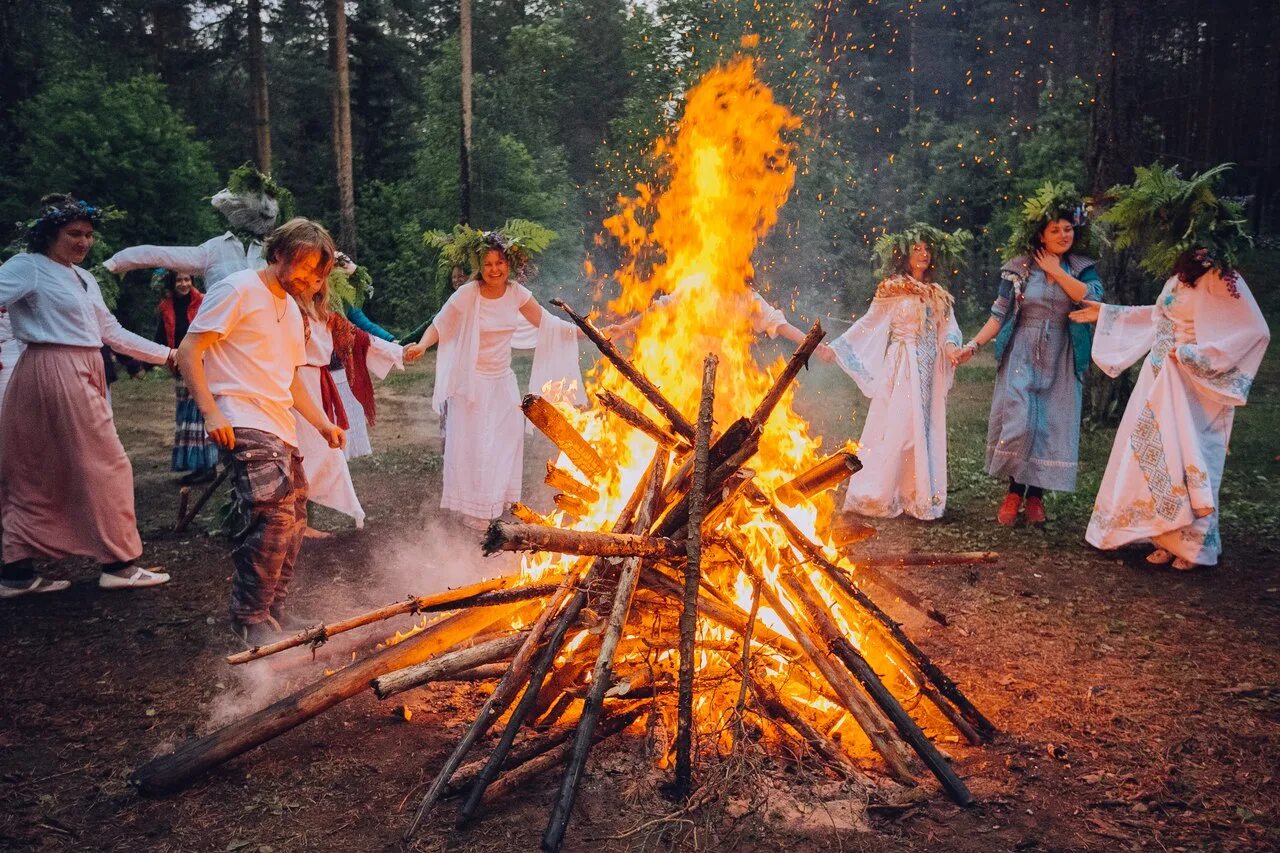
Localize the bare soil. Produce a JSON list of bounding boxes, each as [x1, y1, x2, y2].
[[1, 348, 1277, 852]]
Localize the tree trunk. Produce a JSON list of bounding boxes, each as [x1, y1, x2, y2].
[[328, 0, 357, 254], [246, 0, 271, 174], [459, 0, 473, 225]]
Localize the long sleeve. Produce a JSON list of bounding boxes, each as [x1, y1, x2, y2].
[[1093, 304, 1158, 377], [365, 335, 404, 380], [104, 243, 209, 276], [748, 291, 787, 337], [0, 254, 38, 308], [345, 304, 397, 341], [830, 293, 893, 399], [1176, 274, 1270, 406], [88, 276, 170, 364]]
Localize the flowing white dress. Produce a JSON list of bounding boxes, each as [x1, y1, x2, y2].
[[1086, 274, 1269, 565], [431, 282, 583, 520], [293, 320, 403, 526], [831, 275, 962, 519]]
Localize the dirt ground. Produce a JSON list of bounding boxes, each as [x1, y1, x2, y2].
[[1, 345, 1277, 852]]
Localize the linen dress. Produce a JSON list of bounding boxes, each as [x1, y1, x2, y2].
[[985, 263, 1102, 492], [1086, 274, 1269, 565], [832, 275, 962, 519]]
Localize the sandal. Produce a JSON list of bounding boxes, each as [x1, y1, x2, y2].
[[0, 576, 72, 599], [1145, 548, 1174, 566]]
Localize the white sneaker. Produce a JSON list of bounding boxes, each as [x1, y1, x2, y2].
[[0, 577, 71, 599], [98, 566, 171, 590]]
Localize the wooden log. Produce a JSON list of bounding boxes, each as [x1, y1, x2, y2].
[[749, 321, 825, 429], [551, 298, 696, 440], [752, 678, 869, 783], [521, 394, 607, 480], [404, 562, 588, 839], [674, 353, 716, 800], [446, 725, 579, 798], [828, 513, 878, 548], [483, 521, 682, 560], [451, 451, 664, 829], [778, 449, 862, 505], [552, 493, 588, 518], [176, 486, 190, 526], [131, 603, 519, 795], [756, 491, 995, 740], [173, 466, 228, 533], [511, 502, 550, 525], [434, 663, 509, 683], [659, 417, 753, 510], [656, 430, 760, 537], [545, 463, 600, 505], [225, 575, 547, 665], [859, 551, 1000, 568], [372, 632, 530, 700], [541, 447, 667, 852], [639, 566, 801, 659], [733, 556, 917, 785], [595, 389, 685, 451]]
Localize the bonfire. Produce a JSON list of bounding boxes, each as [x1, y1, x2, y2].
[[132, 57, 994, 851]]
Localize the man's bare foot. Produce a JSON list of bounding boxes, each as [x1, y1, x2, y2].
[[304, 526, 334, 540], [1145, 548, 1174, 565]]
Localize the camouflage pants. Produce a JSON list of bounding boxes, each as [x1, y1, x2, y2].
[[225, 428, 308, 625]]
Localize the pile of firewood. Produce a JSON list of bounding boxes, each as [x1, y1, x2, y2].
[[131, 301, 995, 851]]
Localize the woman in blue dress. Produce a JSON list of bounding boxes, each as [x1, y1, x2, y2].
[[953, 183, 1103, 526]]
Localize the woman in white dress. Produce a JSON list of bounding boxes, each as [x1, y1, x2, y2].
[[405, 228, 589, 528], [1071, 164, 1268, 570], [830, 225, 967, 519]]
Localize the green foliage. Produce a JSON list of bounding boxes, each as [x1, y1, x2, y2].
[[1002, 180, 1096, 260], [873, 223, 972, 279], [424, 219, 557, 280], [1013, 80, 1091, 199], [1101, 162, 1252, 278], [225, 162, 296, 222]]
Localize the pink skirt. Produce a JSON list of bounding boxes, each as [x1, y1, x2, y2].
[[0, 344, 142, 564]]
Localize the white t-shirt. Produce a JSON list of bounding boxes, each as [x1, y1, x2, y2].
[[187, 269, 306, 446]]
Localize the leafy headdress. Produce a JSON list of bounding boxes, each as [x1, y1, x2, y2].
[[1001, 181, 1095, 261], [211, 163, 295, 238], [327, 253, 375, 312], [874, 223, 971, 280], [424, 219, 557, 283], [1099, 162, 1251, 282]]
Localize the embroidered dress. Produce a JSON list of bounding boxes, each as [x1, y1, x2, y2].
[[985, 257, 1103, 492], [431, 281, 583, 521], [832, 275, 961, 519], [1086, 274, 1269, 565]]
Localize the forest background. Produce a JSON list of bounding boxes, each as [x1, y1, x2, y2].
[[1, 0, 1276, 355]]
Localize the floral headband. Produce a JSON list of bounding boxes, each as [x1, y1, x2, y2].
[[26, 199, 102, 244]]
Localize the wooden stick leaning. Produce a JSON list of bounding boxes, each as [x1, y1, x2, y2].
[[778, 448, 862, 505], [541, 446, 668, 853], [522, 394, 608, 481], [858, 551, 1000, 568], [483, 521, 683, 560], [372, 631, 531, 700], [173, 466, 229, 533], [750, 675, 870, 783], [595, 389, 687, 451], [545, 463, 600, 505], [674, 353, 716, 800], [225, 575, 549, 665], [551, 298, 696, 440], [749, 321, 825, 429], [131, 602, 523, 795]]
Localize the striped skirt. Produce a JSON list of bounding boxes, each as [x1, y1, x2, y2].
[[0, 344, 143, 564], [172, 374, 219, 471]]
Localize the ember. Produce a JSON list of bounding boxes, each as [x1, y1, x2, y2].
[[131, 57, 995, 851]]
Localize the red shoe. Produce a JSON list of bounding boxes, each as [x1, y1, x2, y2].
[[1025, 496, 1047, 526], [997, 493, 1022, 525]]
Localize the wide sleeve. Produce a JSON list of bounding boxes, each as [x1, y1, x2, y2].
[[104, 242, 209, 276], [1176, 273, 1270, 406], [430, 284, 477, 414], [87, 273, 171, 363], [938, 305, 962, 394], [0, 254, 39, 308], [829, 289, 894, 399], [365, 334, 404, 380], [530, 313, 586, 407], [345, 304, 397, 342], [749, 291, 787, 338], [1092, 303, 1158, 377]]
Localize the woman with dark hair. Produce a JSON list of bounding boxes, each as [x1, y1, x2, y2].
[[0, 194, 175, 598], [830, 224, 968, 519], [154, 269, 219, 483], [1072, 164, 1269, 570], [954, 182, 1104, 526]]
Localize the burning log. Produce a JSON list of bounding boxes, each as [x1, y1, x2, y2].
[[131, 603, 524, 795], [778, 448, 862, 505], [511, 502, 550, 525], [483, 521, 683, 560], [749, 321, 825, 429], [595, 389, 686, 451], [827, 513, 878, 548], [173, 466, 229, 533], [540, 449, 668, 851], [435, 663, 509, 683], [860, 551, 1000, 568], [522, 394, 608, 481], [674, 354, 717, 800], [751, 678, 870, 783], [545, 462, 600, 505], [225, 576, 554, 665], [551, 298, 696, 440], [552, 493, 588, 518], [372, 631, 531, 700]]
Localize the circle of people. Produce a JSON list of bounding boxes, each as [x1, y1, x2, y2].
[[0, 165, 1267, 649]]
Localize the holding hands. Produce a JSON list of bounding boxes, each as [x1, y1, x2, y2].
[[1067, 300, 1102, 324], [815, 342, 837, 364]]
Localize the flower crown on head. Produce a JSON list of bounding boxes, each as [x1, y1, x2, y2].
[[25, 198, 103, 245], [873, 223, 971, 279], [424, 219, 557, 283], [1002, 181, 1095, 261]]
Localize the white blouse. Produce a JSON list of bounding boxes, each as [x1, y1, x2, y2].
[[104, 231, 265, 292], [0, 253, 170, 363]]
